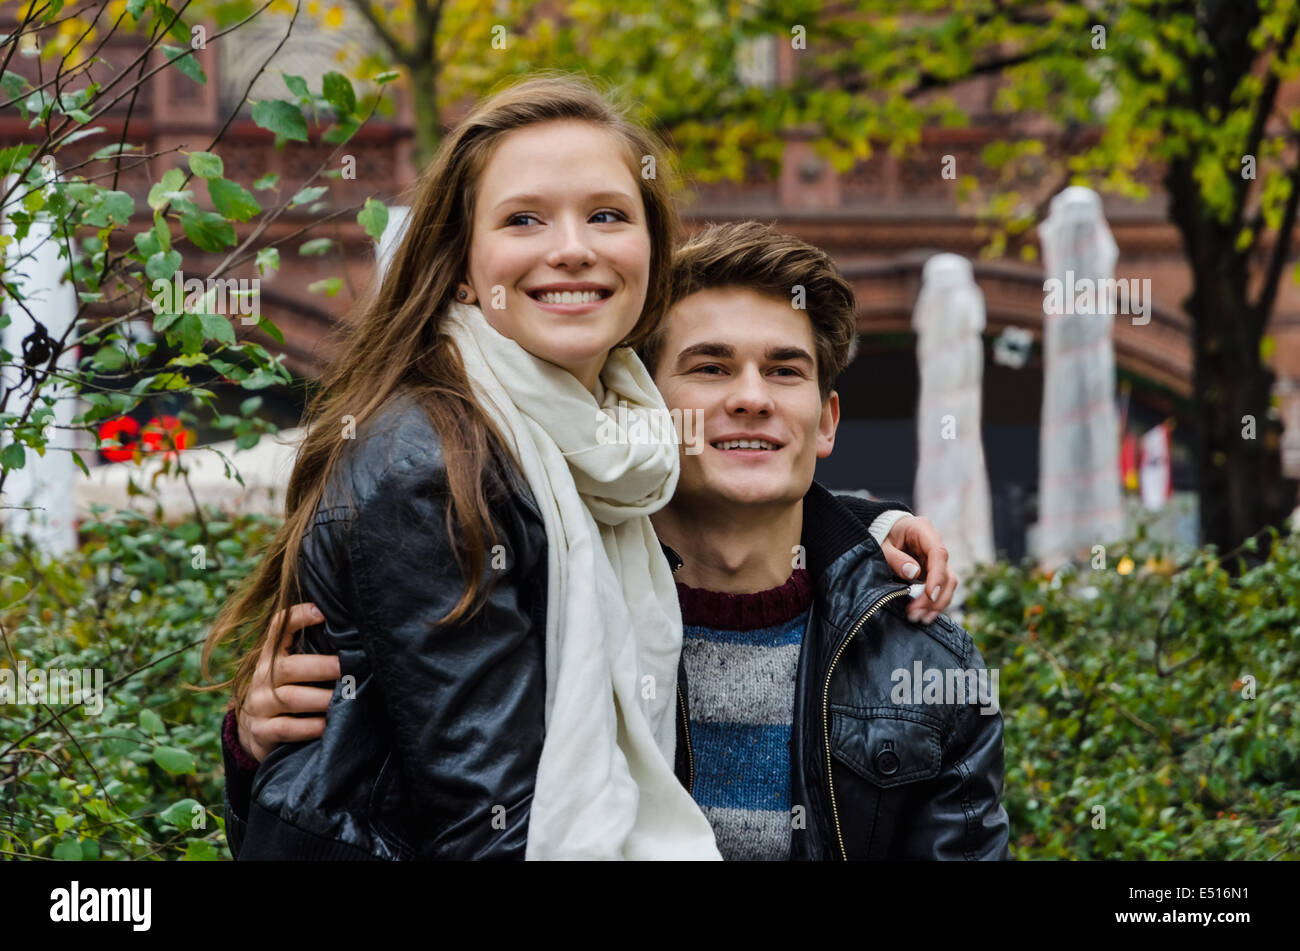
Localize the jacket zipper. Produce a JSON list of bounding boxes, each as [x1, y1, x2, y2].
[[822, 586, 910, 861], [677, 681, 694, 795], [668, 546, 693, 795]]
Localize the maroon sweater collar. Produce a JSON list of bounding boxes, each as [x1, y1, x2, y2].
[[676, 568, 812, 631]]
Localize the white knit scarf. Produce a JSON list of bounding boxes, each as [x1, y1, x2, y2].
[[442, 302, 721, 860]]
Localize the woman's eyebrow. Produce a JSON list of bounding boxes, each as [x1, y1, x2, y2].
[[491, 190, 636, 212]]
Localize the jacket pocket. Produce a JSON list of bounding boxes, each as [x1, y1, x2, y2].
[[830, 708, 943, 788]]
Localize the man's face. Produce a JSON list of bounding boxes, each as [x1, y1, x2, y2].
[[652, 286, 840, 511]]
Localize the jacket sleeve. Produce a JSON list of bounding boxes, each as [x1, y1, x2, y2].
[[220, 708, 257, 859], [341, 449, 545, 859], [898, 641, 1012, 860]]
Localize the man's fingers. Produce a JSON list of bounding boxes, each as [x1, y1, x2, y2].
[[271, 652, 342, 687], [274, 603, 325, 653], [256, 714, 328, 746], [878, 539, 921, 582], [258, 683, 335, 714]]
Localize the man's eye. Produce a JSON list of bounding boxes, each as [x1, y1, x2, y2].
[[772, 367, 801, 377], [507, 213, 540, 226], [692, 364, 724, 375], [591, 210, 629, 223]]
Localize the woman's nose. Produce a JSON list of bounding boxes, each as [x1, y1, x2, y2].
[[546, 217, 596, 268]]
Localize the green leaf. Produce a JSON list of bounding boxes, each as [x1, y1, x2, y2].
[[290, 185, 328, 207], [179, 312, 204, 355], [251, 99, 308, 142], [252, 173, 279, 191], [188, 151, 223, 179], [256, 317, 285, 345], [281, 72, 309, 100], [52, 839, 82, 861], [153, 311, 182, 332], [1, 442, 26, 470], [160, 798, 200, 827], [357, 197, 388, 243], [148, 168, 187, 212], [255, 246, 280, 274], [200, 312, 236, 346], [322, 117, 359, 144], [140, 708, 166, 735], [90, 142, 138, 160], [70, 450, 89, 476], [183, 839, 218, 861], [322, 71, 356, 115], [240, 395, 264, 416], [375, 71, 400, 85], [61, 126, 106, 146], [1, 70, 28, 99], [84, 190, 134, 228], [145, 249, 181, 281], [133, 230, 161, 259], [163, 45, 206, 85], [299, 237, 333, 256], [181, 210, 236, 252], [208, 178, 261, 222], [308, 277, 343, 296], [152, 745, 196, 775], [91, 345, 127, 371]]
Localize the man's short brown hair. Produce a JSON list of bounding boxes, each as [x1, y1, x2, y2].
[[635, 220, 858, 400]]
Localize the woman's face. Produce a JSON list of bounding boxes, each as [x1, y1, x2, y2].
[[465, 119, 651, 393]]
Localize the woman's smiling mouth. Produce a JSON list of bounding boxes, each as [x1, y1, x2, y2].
[[525, 284, 614, 312]]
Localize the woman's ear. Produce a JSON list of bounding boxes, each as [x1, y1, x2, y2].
[[456, 282, 477, 305]]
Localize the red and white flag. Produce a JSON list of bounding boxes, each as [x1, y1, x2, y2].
[[1139, 422, 1172, 511]]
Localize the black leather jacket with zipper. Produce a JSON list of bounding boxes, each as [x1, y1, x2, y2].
[[674, 480, 1011, 860], [222, 394, 1009, 859]]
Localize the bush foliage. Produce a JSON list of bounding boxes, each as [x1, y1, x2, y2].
[[964, 527, 1300, 860], [2, 509, 1297, 860]]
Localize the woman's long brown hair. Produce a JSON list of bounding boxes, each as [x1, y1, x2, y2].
[[202, 73, 681, 705]]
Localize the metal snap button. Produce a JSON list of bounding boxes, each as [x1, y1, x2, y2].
[[874, 747, 900, 776]]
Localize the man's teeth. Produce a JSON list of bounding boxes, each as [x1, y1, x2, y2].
[[712, 439, 778, 450], [534, 290, 605, 304]]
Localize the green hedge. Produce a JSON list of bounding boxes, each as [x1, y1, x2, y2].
[[3, 509, 1297, 859], [964, 527, 1300, 859], [0, 508, 276, 860]]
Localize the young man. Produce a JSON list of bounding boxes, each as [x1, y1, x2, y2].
[[222, 222, 1010, 860]]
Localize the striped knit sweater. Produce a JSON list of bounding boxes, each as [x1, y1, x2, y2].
[[676, 569, 813, 861]]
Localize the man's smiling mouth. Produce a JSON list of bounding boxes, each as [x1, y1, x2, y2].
[[710, 438, 781, 451]]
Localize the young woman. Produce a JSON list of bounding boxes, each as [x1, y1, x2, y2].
[[202, 74, 722, 860]]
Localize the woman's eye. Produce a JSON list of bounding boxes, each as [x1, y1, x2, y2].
[[591, 210, 628, 224], [507, 213, 540, 227]]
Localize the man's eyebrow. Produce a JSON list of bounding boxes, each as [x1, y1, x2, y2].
[[491, 190, 637, 212], [766, 346, 814, 365], [674, 342, 734, 364]]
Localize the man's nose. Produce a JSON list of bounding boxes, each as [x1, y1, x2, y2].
[[725, 365, 774, 415]]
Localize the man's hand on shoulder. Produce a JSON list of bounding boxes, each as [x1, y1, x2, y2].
[[877, 515, 957, 624], [236, 603, 341, 762]]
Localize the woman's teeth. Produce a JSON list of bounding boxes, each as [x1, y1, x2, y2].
[[534, 290, 605, 304], [712, 439, 778, 450]]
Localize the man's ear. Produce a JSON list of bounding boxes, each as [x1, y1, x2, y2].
[[816, 390, 840, 459]]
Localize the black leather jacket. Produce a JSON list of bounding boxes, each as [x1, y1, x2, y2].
[[674, 482, 1012, 860], [223, 394, 1011, 860]]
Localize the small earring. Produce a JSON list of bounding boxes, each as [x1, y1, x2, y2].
[[457, 288, 468, 300]]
